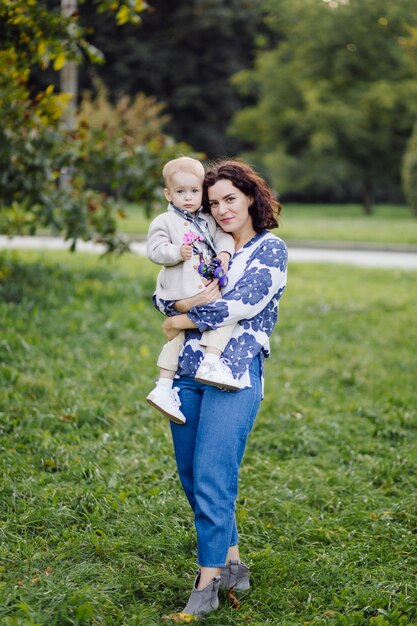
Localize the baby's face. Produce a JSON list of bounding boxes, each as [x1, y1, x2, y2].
[[164, 172, 203, 213]]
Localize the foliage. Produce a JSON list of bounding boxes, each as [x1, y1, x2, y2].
[[79, 78, 170, 145], [0, 0, 171, 251], [0, 70, 126, 250], [77, 0, 266, 157], [0, 51, 68, 228], [402, 120, 417, 215], [0, 53, 121, 249], [0, 0, 145, 75], [230, 0, 417, 212], [0, 250, 416, 624], [75, 80, 201, 217]]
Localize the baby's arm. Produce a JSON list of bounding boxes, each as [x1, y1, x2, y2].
[[180, 244, 193, 260], [187, 238, 288, 332], [147, 217, 183, 266]]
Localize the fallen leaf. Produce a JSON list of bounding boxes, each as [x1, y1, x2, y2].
[[227, 590, 241, 609], [60, 413, 76, 422], [161, 612, 196, 622]]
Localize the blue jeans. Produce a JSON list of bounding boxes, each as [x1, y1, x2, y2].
[[170, 355, 262, 567]]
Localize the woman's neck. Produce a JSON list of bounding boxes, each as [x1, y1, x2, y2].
[[233, 227, 257, 251]]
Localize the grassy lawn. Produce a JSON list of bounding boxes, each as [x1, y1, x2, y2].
[[1, 250, 416, 625], [116, 203, 417, 246]]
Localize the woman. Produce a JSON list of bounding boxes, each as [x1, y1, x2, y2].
[[157, 159, 288, 621]]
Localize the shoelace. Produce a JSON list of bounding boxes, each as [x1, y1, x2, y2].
[[172, 386, 182, 407], [218, 358, 234, 376]]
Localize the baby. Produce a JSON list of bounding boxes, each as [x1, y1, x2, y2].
[[146, 156, 241, 424]]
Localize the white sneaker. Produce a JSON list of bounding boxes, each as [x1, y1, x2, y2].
[[146, 385, 186, 424], [195, 359, 242, 391]]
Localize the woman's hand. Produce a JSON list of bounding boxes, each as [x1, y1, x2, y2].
[[174, 279, 221, 313], [162, 317, 181, 341], [162, 313, 198, 339], [216, 251, 231, 274]]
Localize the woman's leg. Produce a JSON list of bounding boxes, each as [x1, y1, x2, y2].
[[227, 545, 240, 563], [193, 357, 262, 572], [169, 358, 261, 590]]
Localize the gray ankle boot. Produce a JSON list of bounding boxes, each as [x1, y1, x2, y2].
[[182, 571, 221, 618], [220, 559, 250, 591]]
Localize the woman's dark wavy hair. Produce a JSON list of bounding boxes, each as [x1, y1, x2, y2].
[[203, 159, 281, 232]]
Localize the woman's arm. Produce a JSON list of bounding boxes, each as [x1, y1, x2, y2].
[[153, 279, 221, 317], [187, 238, 288, 332], [162, 314, 197, 341], [174, 280, 221, 312], [161, 277, 223, 339]]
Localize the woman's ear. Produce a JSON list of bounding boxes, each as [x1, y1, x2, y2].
[[164, 188, 171, 203]]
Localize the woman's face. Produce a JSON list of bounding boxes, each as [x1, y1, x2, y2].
[[207, 179, 255, 239]]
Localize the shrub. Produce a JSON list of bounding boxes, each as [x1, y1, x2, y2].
[[75, 81, 202, 217], [0, 0, 188, 251]]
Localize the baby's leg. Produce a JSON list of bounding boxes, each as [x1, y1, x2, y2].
[[196, 326, 242, 391], [199, 325, 235, 359], [159, 367, 176, 381], [204, 346, 221, 356], [156, 331, 185, 374], [146, 332, 186, 424]]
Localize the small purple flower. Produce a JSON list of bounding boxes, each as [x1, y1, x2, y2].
[[183, 231, 203, 245]]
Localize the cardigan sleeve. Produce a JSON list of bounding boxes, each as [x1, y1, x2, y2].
[[187, 238, 288, 332], [146, 216, 183, 266]]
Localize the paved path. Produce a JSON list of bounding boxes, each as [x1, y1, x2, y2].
[[288, 245, 417, 269], [1, 235, 417, 270]]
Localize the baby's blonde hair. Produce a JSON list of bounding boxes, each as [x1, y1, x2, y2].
[[162, 156, 205, 186]]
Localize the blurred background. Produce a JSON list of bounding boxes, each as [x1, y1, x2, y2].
[[1, 0, 417, 249]]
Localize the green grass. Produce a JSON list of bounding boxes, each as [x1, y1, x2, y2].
[[1, 250, 416, 626], [279, 204, 417, 246], [117, 203, 417, 246]]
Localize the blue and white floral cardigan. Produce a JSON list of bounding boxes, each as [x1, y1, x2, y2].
[[154, 230, 288, 394]]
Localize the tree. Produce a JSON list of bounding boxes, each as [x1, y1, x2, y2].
[[76, 79, 200, 219], [0, 0, 175, 250], [230, 0, 417, 212], [77, 0, 266, 157]]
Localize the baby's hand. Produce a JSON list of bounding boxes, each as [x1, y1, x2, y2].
[[216, 251, 231, 274], [180, 244, 193, 260]]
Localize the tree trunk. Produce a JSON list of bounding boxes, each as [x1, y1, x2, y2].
[[60, 0, 78, 193], [363, 183, 374, 215], [60, 0, 78, 131]]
